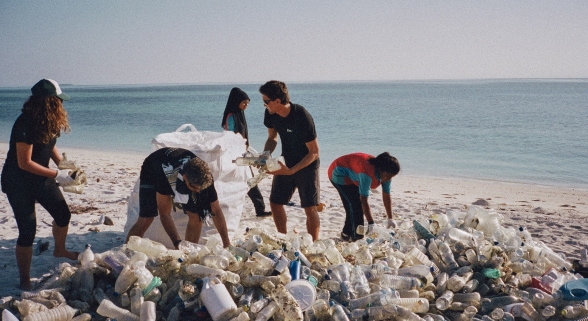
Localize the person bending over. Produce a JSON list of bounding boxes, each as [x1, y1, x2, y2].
[[125, 147, 231, 248], [328, 152, 400, 241], [260, 80, 321, 240], [1, 79, 79, 290]]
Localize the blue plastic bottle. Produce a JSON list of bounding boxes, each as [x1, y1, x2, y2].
[[289, 252, 302, 280]]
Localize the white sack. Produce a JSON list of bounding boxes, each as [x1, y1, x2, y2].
[[124, 124, 249, 248]]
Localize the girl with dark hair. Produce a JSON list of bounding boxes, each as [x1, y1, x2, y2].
[[221, 87, 271, 217], [1, 79, 79, 290], [328, 152, 400, 241]]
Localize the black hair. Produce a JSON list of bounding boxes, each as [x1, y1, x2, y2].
[[368, 152, 400, 177], [259, 80, 290, 104]]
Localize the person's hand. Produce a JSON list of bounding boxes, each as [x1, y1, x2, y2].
[[387, 219, 397, 229], [55, 170, 75, 186]]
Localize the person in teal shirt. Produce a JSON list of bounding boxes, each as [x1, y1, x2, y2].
[[328, 152, 400, 241], [221, 87, 271, 217]]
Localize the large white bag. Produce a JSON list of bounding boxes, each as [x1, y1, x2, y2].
[[123, 124, 249, 248]]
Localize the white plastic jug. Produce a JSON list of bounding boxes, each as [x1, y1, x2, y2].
[[200, 277, 237, 321]]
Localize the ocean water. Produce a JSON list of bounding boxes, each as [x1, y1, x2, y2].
[[1, 79, 587, 189]]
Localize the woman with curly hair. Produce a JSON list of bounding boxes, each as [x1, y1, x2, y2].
[[1, 79, 78, 290], [328, 152, 400, 241]]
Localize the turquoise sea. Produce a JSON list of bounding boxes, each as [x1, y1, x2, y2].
[[1, 79, 587, 189]]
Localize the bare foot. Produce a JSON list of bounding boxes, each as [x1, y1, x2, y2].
[[53, 249, 80, 260]]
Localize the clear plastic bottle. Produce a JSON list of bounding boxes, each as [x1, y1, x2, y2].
[[21, 304, 78, 321], [435, 290, 454, 310], [329, 302, 350, 321], [350, 265, 371, 297], [387, 298, 430, 314], [185, 263, 240, 284], [348, 288, 399, 310], [114, 263, 139, 296], [139, 301, 156, 321], [14, 299, 48, 317], [378, 274, 422, 290], [201, 254, 230, 270], [126, 236, 168, 258], [130, 284, 144, 316], [255, 301, 279, 321]]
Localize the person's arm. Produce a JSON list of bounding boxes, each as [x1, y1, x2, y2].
[[360, 196, 375, 225], [156, 193, 182, 249], [263, 127, 278, 154], [210, 200, 231, 248], [383, 191, 392, 220], [268, 138, 319, 175], [16, 142, 60, 178]]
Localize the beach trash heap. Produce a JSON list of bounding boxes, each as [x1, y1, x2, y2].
[[2, 205, 588, 321]]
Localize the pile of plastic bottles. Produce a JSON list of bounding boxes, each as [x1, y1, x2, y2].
[[2, 205, 588, 321]]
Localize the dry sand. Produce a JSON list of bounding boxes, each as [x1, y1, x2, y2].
[[1, 143, 587, 299]]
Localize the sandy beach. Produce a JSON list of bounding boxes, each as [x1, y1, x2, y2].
[[1, 142, 587, 304]]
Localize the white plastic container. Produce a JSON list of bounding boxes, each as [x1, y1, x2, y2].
[[200, 277, 238, 321]]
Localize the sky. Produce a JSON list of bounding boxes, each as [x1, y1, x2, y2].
[[1, 1, 587, 87]]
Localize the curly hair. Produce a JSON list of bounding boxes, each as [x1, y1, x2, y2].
[[183, 157, 213, 190], [22, 95, 70, 144]]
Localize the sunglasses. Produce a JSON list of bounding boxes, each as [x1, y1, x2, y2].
[[263, 98, 274, 105]]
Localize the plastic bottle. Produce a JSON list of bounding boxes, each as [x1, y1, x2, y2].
[[238, 287, 255, 311], [139, 301, 156, 321], [350, 265, 370, 297], [329, 302, 350, 321], [290, 253, 302, 280], [21, 305, 78, 321], [142, 276, 162, 297], [14, 299, 48, 317], [325, 245, 345, 265], [130, 284, 144, 315], [96, 299, 140, 321], [201, 254, 230, 270], [435, 290, 454, 310], [114, 263, 139, 296], [185, 263, 240, 283], [126, 236, 168, 258], [378, 274, 422, 290], [348, 288, 399, 310], [250, 297, 270, 314], [255, 301, 279, 321], [200, 277, 238, 321]]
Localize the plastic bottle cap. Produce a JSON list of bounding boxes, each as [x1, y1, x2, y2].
[[285, 279, 316, 311]]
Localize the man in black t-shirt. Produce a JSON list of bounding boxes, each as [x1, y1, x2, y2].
[[125, 147, 231, 248], [260, 80, 321, 240]]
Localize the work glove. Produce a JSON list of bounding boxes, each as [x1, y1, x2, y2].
[[387, 219, 397, 229], [55, 169, 75, 186]]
